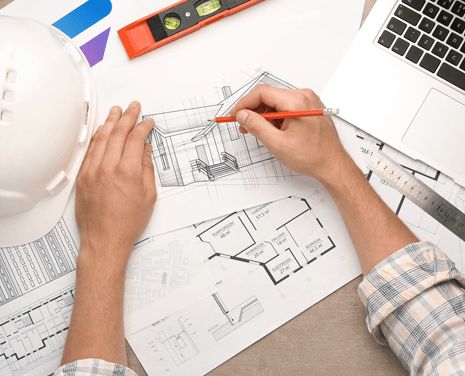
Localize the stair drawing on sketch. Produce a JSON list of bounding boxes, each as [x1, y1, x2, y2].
[[209, 293, 264, 342]]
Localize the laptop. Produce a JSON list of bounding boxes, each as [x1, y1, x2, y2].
[[325, 0, 465, 187]]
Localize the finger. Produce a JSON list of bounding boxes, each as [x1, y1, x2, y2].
[[142, 143, 156, 194], [102, 101, 141, 165], [121, 118, 155, 166], [236, 110, 281, 147], [86, 106, 122, 167], [230, 85, 304, 115]]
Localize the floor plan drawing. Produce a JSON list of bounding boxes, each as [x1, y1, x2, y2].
[[209, 293, 264, 341], [196, 196, 336, 285], [0, 286, 75, 376], [145, 73, 295, 188], [0, 220, 77, 306], [126, 188, 363, 376]]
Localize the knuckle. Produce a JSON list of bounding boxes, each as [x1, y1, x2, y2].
[[116, 163, 136, 179], [300, 88, 316, 98], [99, 164, 115, 178], [252, 84, 269, 95], [111, 127, 129, 140], [300, 88, 323, 105]]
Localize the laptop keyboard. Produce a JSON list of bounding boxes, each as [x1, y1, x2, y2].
[[378, 0, 465, 91]]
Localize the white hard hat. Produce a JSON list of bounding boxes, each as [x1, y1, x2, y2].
[[0, 16, 96, 246]]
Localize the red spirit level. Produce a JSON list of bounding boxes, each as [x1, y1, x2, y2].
[[118, 0, 263, 59]]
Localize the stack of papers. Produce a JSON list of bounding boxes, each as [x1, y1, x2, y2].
[[0, 1, 366, 375]]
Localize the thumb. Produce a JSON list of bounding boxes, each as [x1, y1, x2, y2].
[[236, 110, 281, 147]]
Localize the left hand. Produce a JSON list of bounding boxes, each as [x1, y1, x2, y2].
[[75, 102, 157, 269]]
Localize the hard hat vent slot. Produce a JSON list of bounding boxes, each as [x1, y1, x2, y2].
[[6, 70, 16, 83], [2, 90, 14, 102], [0, 110, 11, 123]]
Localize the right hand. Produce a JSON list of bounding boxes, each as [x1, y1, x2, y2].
[[230, 85, 350, 182]]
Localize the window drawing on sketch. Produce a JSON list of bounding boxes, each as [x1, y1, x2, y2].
[[196, 197, 336, 285], [145, 73, 294, 187], [0, 220, 77, 306]]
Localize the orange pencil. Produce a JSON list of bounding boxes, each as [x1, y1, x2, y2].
[[212, 108, 339, 123]]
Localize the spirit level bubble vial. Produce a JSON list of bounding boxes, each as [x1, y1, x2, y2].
[[118, 0, 263, 59]]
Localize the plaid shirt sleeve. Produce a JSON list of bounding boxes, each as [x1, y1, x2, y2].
[[358, 241, 465, 375], [54, 359, 138, 376]]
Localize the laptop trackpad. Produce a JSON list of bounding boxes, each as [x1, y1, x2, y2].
[[403, 89, 465, 178]]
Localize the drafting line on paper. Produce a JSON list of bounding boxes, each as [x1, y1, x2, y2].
[[0, 287, 75, 376], [144, 72, 296, 188], [0, 220, 78, 306], [209, 293, 264, 342], [197, 197, 336, 285]]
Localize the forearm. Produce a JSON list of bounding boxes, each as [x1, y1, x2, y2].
[[320, 151, 418, 275], [61, 246, 128, 366]]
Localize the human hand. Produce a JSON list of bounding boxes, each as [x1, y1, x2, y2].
[[230, 85, 350, 183], [75, 102, 156, 270]]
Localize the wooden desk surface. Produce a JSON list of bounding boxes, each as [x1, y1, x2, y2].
[[0, 0, 407, 375]]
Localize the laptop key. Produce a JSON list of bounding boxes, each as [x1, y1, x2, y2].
[[387, 17, 408, 35], [392, 38, 410, 55], [378, 30, 397, 48], [420, 53, 441, 72], [406, 45, 425, 62], [419, 34, 435, 49], [451, 18, 465, 34], [396, 5, 422, 25], [419, 17, 436, 33], [402, 0, 426, 10], [446, 33, 464, 49], [423, 3, 440, 18], [433, 25, 449, 40], [437, 0, 454, 9], [405, 26, 422, 42], [437, 62, 465, 90], [460, 58, 465, 71], [451, 1, 465, 16], [437, 10, 454, 26], [446, 49, 463, 66], [432, 41, 449, 57]]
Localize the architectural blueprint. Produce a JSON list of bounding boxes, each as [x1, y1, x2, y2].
[[0, 208, 79, 376], [138, 72, 318, 239], [125, 191, 362, 376], [355, 131, 465, 271], [145, 73, 294, 189]]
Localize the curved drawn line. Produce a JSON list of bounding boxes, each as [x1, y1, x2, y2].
[[53, 0, 112, 39]]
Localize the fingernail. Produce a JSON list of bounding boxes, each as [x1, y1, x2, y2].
[[236, 110, 249, 126], [110, 106, 120, 114], [129, 101, 139, 109]]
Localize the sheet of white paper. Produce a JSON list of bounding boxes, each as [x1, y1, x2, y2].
[[125, 189, 362, 375], [1, 0, 366, 238]]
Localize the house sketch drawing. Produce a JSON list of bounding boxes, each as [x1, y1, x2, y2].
[[144, 73, 295, 188]]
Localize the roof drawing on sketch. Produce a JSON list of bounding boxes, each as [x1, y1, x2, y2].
[[144, 72, 296, 188]]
